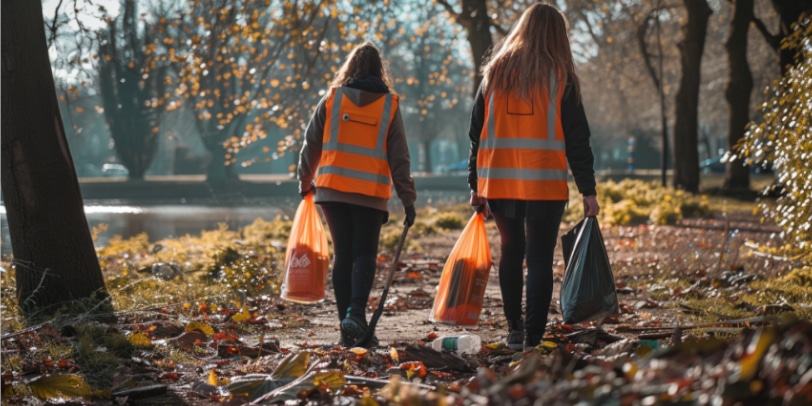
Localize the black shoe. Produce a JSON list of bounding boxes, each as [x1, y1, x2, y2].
[[505, 319, 524, 351], [340, 315, 378, 348], [525, 332, 542, 350]]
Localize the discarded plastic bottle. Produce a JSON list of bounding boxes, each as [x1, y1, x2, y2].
[[430, 334, 481, 355]]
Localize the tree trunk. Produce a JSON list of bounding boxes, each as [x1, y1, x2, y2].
[[770, 0, 812, 75], [421, 140, 434, 174], [1, 0, 110, 321], [673, 0, 711, 193], [98, 0, 163, 180], [205, 141, 239, 181], [722, 0, 754, 191], [446, 0, 493, 96]]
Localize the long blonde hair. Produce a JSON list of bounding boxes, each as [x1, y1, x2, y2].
[[331, 42, 394, 91], [482, 3, 579, 99]]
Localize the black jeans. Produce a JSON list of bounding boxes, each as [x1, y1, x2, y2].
[[320, 202, 387, 322], [491, 201, 566, 337]]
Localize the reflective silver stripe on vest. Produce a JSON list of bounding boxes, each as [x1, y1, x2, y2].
[[477, 167, 569, 181], [547, 74, 558, 140], [318, 165, 391, 185], [480, 137, 564, 151], [376, 94, 393, 149], [487, 94, 496, 144], [327, 87, 343, 146], [324, 87, 389, 160]]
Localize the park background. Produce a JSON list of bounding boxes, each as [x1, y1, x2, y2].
[[3, 0, 800, 250], [1, 0, 811, 404]]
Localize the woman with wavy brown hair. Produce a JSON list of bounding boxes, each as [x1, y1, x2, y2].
[[298, 41, 416, 348], [468, 3, 600, 350]]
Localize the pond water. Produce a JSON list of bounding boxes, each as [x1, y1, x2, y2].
[[0, 190, 469, 256], [0, 202, 289, 256]]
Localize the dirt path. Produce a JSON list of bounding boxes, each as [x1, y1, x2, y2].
[[271, 211, 787, 349]]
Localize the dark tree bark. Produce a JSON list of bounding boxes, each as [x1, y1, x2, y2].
[[98, 0, 167, 180], [673, 0, 712, 192], [722, 0, 754, 192], [637, 8, 670, 187], [437, 0, 494, 96], [1, 0, 110, 321], [770, 0, 812, 74]]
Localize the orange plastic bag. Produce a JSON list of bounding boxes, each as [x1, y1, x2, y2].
[[281, 194, 330, 303], [430, 212, 493, 327]]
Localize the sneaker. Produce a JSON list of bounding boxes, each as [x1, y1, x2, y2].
[[340, 315, 379, 348], [505, 319, 524, 351], [525, 332, 542, 350]]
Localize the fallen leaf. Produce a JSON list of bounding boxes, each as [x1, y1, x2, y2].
[[739, 328, 776, 381], [185, 321, 214, 336], [128, 332, 152, 348], [29, 374, 93, 400], [232, 307, 252, 323], [271, 352, 310, 379]]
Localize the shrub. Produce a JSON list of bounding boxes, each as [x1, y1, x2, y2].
[[738, 21, 812, 266], [433, 212, 466, 230], [564, 179, 709, 226]]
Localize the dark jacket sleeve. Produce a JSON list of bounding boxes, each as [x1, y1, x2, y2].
[[387, 107, 417, 207], [561, 83, 597, 196], [297, 97, 327, 189], [467, 85, 486, 192]]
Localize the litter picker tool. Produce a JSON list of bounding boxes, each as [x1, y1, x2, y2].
[[351, 224, 410, 348]]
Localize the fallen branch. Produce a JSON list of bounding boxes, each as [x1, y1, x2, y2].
[[639, 327, 744, 340], [345, 376, 436, 391], [616, 316, 769, 333]]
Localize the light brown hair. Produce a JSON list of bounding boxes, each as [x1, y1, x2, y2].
[[331, 42, 394, 92], [482, 3, 579, 99]]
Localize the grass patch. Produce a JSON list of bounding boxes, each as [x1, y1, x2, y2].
[[432, 212, 467, 230], [563, 179, 712, 226]]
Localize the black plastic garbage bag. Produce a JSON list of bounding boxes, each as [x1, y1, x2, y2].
[[560, 217, 619, 324]]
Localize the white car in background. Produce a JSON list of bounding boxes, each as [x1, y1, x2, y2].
[[101, 163, 129, 177]]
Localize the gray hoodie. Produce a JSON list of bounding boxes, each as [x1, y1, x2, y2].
[[297, 77, 416, 213]]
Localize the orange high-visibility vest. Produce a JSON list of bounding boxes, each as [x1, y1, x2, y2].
[[316, 86, 399, 199], [477, 76, 568, 200]]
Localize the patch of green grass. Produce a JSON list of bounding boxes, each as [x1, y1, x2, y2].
[[161, 347, 202, 367], [777, 266, 812, 287], [1, 261, 24, 329], [744, 278, 812, 320], [241, 216, 293, 245], [380, 228, 403, 250], [433, 212, 467, 230], [1, 354, 23, 373], [410, 221, 438, 235], [681, 296, 751, 323], [563, 179, 712, 226], [74, 322, 133, 388]]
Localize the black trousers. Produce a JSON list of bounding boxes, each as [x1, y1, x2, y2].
[[320, 202, 387, 322], [491, 200, 566, 336]]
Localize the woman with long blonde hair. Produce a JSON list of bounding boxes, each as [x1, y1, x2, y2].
[[468, 3, 600, 350], [298, 42, 416, 347]]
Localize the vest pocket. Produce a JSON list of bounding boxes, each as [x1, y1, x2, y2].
[[341, 112, 378, 126], [506, 94, 534, 116]]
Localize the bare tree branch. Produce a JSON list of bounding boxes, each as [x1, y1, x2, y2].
[[574, 6, 604, 46], [48, 0, 66, 45], [435, 0, 459, 18], [491, 20, 508, 36], [637, 12, 661, 91], [490, 0, 510, 36]]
